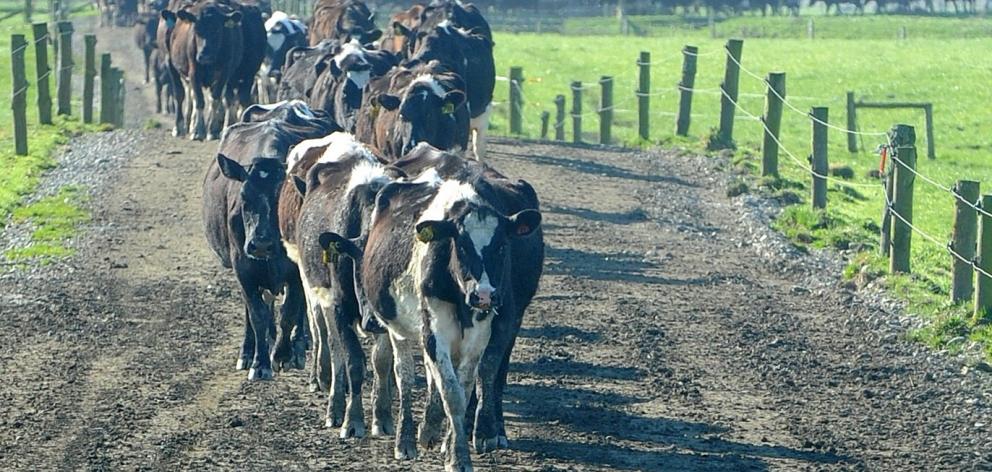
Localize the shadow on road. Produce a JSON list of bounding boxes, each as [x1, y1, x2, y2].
[[491, 149, 699, 187], [546, 205, 650, 225], [546, 246, 719, 286]]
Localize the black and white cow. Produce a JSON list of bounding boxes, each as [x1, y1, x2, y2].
[[275, 38, 340, 102], [282, 132, 402, 438], [307, 39, 398, 131], [320, 150, 543, 471], [257, 11, 308, 104], [388, 144, 545, 453], [202, 100, 339, 380]]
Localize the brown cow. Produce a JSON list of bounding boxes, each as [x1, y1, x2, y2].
[[378, 4, 423, 56], [307, 0, 381, 47], [161, 0, 244, 140]]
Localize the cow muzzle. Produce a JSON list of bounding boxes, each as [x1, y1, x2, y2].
[[246, 238, 277, 259], [466, 284, 497, 311]]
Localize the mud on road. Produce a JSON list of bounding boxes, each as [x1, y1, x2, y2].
[[1, 21, 992, 472]]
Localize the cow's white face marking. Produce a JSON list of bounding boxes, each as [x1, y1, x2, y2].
[[267, 32, 285, 52], [411, 74, 445, 98], [258, 170, 269, 179], [346, 160, 388, 193], [264, 10, 289, 31], [320, 132, 375, 164], [412, 167, 443, 186], [464, 211, 498, 258], [347, 69, 371, 89], [418, 180, 478, 224]]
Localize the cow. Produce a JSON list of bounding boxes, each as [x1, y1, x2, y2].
[[161, 0, 244, 140], [134, 13, 160, 84], [354, 60, 470, 161], [202, 100, 339, 380], [224, 0, 266, 124], [152, 48, 175, 114], [308, 0, 381, 47], [280, 132, 403, 438], [395, 1, 495, 159], [276, 39, 341, 103], [386, 144, 545, 454], [257, 11, 308, 104], [307, 39, 398, 131], [317, 148, 543, 471], [378, 4, 424, 55]]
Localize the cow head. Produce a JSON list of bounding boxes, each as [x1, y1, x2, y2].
[[376, 73, 465, 155], [173, 4, 242, 65], [415, 195, 541, 312], [217, 155, 287, 260], [337, 1, 381, 46]]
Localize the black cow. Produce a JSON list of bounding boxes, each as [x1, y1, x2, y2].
[[202, 101, 339, 380], [257, 11, 309, 103], [319, 148, 543, 470], [134, 13, 159, 84], [354, 60, 469, 161], [161, 0, 244, 140], [387, 145, 545, 453], [276, 39, 341, 103], [224, 0, 266, 124]]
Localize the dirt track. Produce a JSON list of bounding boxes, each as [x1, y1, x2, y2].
[[2, 21, 992, 472]]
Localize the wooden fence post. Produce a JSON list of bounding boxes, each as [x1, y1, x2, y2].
[[976, 195, 992, 322], [100, 53, 112, 124], [952, 180, 980, 303], [509, 66, 523, 135], [716, 38, 743, 149], [56, 21, 73, 116], [554, 94, 565, 141], [11, 34, 29, 156], [571, 81, 582, 144], [83, 34, 96, 123], [32, 22, 52, 125], [113, 67, 125, 127], [24, 0, 33, 23], [810, 107, 828, 209], [889, 124, 917, 274], [675, 45, 697, 137], [924, 103, 935, 160], [637, 51, 649, 141], [807, 18, 815, 39], [540, 111, 549, 139], [880, 160, 895, 257], [761, 72, 785, 178], [599, 75, 613, 145], [846, 91, 858, 152]]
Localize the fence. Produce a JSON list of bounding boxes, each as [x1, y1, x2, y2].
[[9, 21, 125, 157], [502, 37, 992, 320]]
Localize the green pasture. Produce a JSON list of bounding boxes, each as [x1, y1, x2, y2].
[[489, 27, 992, 358]]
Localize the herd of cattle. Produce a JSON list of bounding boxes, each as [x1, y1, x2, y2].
[[129, 1, 539, 471]]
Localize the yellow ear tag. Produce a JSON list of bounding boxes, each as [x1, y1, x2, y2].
[[322, 242, 340, 265], [442, 103, 455, 114], [224, 19, 237, 28], [417, 226, 434, 243]]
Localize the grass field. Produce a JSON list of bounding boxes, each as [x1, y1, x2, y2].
[[0, 11, 100, 260], [488, 19, 992, 358]]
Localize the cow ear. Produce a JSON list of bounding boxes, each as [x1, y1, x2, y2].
[[377, 94, 401, 111], [161, 9, 177, 26], [329, 58, 342, 77], [318, 232, 363, 263], [442, 90, 465, 112], [292, 175, 307, 196], [216, 154, 248, 182], [392, 21, 411, 37], [176, 9, 196, 23], [415, 220, 457, 243], [365, 29, 382, 43], [507, 209, 541, 237]]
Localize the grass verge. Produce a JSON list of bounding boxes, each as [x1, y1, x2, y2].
[[4, 185, 90, 262]]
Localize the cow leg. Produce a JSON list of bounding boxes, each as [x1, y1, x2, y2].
[[273, 269, 306, 371], [424, 336, 473, 472], [469, 104, 493, 160], [339, 316, 366, 439], [143, 49, 151, 84], [207, 84, 226, 141], [169, 69, 186, 137], [154, 77, 163, 114], [239, 282, 275, 381], [474, 307, 522, 452], [391, 335, 418, 460], [320, 302, 347, 428], [418, 374, 446, 449], [371, 334, 395, 437], [236, 305, 255, 370], [189, 82, 206, 141]]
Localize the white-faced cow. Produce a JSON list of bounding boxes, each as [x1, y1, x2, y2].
[[308, 0, 381, 47], [354, 60, 470, 161], [319, 148, 543, 471], [161, 0, 244, 140], [202, 101, 339, 380], [257, 11, 308, 104]]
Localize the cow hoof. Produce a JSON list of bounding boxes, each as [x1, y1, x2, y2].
[[340, 419, 366, 439], [247, 366, 273, 381], [307, 380, 320, 393], [235, 357, 251, 371], [171, 128, 180, 137], [497, 435, 509, 449], [418, 425, 442, 450], [324, 415, 343, 428], [474, 436, 500, 454], [445, 461, 473, 472], [394, 443, 417, 461], [289, 352, 306, 370], [371, 422, 394, 437], [206, 133, 218, 141]]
